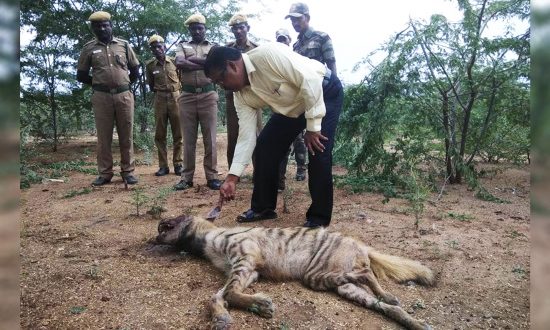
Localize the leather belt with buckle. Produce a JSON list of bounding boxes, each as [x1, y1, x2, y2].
[[182, 84, 215, 94], [92, 84, 130, 94]]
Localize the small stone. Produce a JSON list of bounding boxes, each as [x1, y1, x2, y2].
[[101, 296, 110, 302]]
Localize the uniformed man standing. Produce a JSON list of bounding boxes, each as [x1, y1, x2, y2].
[[145, 35, 183, 177], [286, 3, 337, 76], [225, 13, 262, 170], [173, 13, 222, 190], [285, 2, 338, 185], [76, 11, 140, 186]]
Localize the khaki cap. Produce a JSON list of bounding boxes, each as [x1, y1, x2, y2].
[[184, 13, 206, 26], [285, 3, 309, 19], [148, 34, 164, 45], [228, 13, 248, 26], [88, 11, 111, 22]]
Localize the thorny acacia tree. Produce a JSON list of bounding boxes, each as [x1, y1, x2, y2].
[[336, 0, 529, 186]]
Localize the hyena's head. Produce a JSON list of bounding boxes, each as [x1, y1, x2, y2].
[[156, 215, 194, 245]]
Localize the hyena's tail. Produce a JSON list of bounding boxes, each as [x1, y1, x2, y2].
[[368, 250, 434, 286]]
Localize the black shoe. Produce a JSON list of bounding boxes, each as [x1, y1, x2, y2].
[[155, 167, 170, 176], [174, 165, 183, 176], [123, 175, 138, 185], [236, 209, 277, 223], [92, 176, 111, 186], [303, 220, 325, 228], [295, 169, 306, 181], [206, 179, 222, 190], [278, 178, 286, 192], [174, 180, 193, 191]]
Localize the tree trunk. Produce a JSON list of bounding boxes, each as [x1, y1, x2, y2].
[[442, 93, 454, 182], [48, 82, 58, 152]]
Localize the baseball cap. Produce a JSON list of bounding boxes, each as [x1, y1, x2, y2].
[[285, 2, 309, 19]]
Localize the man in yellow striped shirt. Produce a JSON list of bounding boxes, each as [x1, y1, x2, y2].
[[204, 43, 343, 228]]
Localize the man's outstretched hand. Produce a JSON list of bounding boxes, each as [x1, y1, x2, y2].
[[220, 174, 239, 202], [304, 131, 328, 156]]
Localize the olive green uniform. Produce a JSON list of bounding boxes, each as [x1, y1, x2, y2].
[[145, 56, 183, 169], [77, 37, 140, 179], [176, 40, 219, 182], [225, 39, 263, 169]]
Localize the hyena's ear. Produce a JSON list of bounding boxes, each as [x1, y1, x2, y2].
[[157, 215, 193, 233]]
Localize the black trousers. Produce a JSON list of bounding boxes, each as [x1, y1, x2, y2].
[[251, 73, 344, 226]]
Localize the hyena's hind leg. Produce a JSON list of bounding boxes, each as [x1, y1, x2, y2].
[[337, 283, 431, 330], [346, 262, 401, 306], [221, 254, 274, 318], [304, 262, 399, 306]]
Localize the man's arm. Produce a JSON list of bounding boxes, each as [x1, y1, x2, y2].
[[76, 48, 92, 85], [76, 70, 92, 85], [326, 60, 337, 78], [145, 65, 154, 91], [219, 96, 262, 202], [175, 54, 203, 71], [129, 65, 139, 84], [322, 37, 337, 77]]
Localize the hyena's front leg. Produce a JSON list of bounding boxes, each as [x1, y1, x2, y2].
[[222, 254, 275, 318], [210, 289, 232, 330], [336, 283, 431, 330]]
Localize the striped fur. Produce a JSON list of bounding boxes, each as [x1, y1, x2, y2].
[[156, 215, 434, 330]]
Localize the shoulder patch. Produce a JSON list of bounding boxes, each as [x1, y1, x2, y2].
[[83, 39, 96, 46]]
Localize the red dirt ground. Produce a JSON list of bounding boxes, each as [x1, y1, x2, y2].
[[20, 134, 530, 329]]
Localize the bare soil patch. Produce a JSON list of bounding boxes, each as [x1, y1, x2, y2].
[[21, 135, 530, 329]]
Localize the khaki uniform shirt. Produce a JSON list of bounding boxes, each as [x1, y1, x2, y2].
[[145, 56, 181, 92], [230, 42, 327, 176], [225, 39, 258, 53], [175, 40, 214, 87], [77, 37, 140, 87], [293, 27, 335, 65]]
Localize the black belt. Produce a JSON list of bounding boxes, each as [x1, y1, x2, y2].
[[93, 84, 130, 94], [181, 84, 215, 94], [322, 68, 332, 88], [155, 85, 179, 92]]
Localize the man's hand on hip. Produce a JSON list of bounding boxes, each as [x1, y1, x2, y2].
[[220, 174, 239, 202], [304, 131, 328, 156]]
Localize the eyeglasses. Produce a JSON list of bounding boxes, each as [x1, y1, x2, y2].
[[210, 64, 227, 87]]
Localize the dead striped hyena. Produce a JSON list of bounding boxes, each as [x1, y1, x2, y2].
[[156, 215, 434, 330]]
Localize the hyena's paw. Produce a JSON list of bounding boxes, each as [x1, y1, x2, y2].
[[247, 293, 275, 318], [211, 312, 232, 330], [380, 292, 400, 306]]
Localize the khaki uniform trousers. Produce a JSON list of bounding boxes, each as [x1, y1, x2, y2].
[[225, 92, 263, 168], [178, 91, 219, 182], [91, 90, 135, 179], [154, 91, 183, 168]]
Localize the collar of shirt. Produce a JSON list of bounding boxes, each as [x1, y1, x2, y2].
[[93, 36, 122, 46], [298, 27, 315, 40], [188, 39, 211, 45], [233, 39, 255, 50], [242, 53, 256, 77], [153, 56, 173, 67]]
